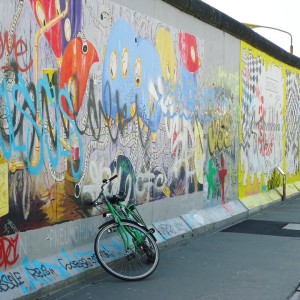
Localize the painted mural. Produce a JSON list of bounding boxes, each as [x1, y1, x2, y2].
[[0, 0, 238, 239], [239, 42, 285, 197], [285, 65, 300, 182]]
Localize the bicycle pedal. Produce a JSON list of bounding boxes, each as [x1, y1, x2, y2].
[[148, 228, 155, 234]]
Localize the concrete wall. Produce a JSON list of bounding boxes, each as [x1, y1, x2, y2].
[[0, 0, 299, 298]]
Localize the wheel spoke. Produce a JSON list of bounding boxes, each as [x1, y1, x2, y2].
[[94, 220, 159, 281]]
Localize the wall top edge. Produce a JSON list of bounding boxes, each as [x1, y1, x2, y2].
[[162, 0, 300, 68]]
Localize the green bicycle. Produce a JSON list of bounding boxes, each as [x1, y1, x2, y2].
[[90, 174, 159, 281]]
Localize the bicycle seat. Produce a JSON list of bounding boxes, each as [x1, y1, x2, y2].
[[106, 192, 126, 204]]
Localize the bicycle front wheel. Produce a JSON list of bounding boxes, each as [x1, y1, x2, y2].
[[94, 220, 159, 281]]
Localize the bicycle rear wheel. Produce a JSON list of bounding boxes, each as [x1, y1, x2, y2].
[[94, 220, 159, 281]]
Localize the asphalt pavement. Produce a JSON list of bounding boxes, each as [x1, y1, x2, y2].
[[39, 197, 300, 300]]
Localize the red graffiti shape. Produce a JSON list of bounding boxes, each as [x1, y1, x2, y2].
[[218, 156, 227, 204], [60, 37, 99, 119], [0, 233, 19, 270], [30, 0, 62, 58], [179, 32, 200, 73], [0, 31, 33, 72]]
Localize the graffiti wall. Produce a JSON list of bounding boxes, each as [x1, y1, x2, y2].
[[285, 65, 300, 183], [239, 41, 300, 197], [239, 42, 284, 196], [0, 0, 239, 237]]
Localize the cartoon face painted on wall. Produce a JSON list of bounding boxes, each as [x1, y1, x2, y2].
[[30, 0, 82, 59], [155, 28, 178, 116], [134, 37, 163, 132], [179, 32, 200, 116], [60, 37, 99, 119], [156, 28, 177, 86], [102, 19, 163, 132], [179, 32, 200, 73], [102, 19, 137, 124], [60, 0, 82, 53], [30, 0, 97, 119]]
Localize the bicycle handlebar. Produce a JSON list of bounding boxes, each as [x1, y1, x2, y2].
[[102, 174, 118, 184], [89, 174, 118, 206], [110, 174, 118, 181]]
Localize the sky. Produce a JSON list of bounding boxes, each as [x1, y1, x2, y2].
[[201, 0, 300, 57]]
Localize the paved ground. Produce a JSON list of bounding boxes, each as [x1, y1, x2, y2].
[[40, 197, 300, 300]]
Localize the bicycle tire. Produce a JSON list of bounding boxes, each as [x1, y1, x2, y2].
[[94, 220, 159, 281]]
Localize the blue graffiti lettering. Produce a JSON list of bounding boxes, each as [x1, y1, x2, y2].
[[0, 271, 24, 293], [57, 256, 96, 271], [26, 264, 56, 280], [12, 73, 43, 174]]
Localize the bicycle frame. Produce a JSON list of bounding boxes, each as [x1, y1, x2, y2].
[[106, 199, 150, 252], [94, 180, 151, 252], [118, 202, 147, 227]]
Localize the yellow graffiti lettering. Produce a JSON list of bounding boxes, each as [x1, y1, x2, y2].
[[208, 114, 233, 154]]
